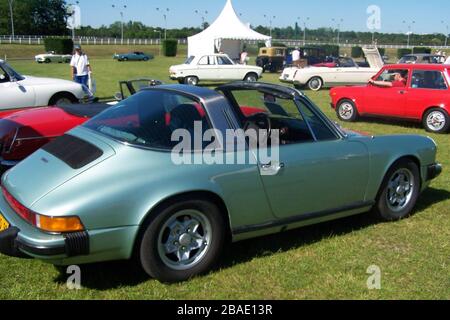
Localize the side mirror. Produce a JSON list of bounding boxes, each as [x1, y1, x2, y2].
[[114, 92, 124, 101]]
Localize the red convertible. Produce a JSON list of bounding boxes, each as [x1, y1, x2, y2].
[[330, 64, 450, 133], [0, 79, 163, 171]]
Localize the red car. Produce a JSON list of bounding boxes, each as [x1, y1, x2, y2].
[[330, 64, 450, 133]]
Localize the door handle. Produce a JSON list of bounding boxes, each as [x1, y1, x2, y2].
[[260, 162, 285, 175], [399, 90, 407, 94]]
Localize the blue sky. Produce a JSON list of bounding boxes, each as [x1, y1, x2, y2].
[[77, 0, 450, 35]]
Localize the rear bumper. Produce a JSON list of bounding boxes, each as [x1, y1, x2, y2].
[[0, 226, 89, 259], [426, 163, 442, 182]]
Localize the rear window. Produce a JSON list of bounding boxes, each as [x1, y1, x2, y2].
[[84, 90, 210, 150]]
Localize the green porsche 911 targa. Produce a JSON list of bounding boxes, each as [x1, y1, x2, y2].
[[0, 82, 442, 283]]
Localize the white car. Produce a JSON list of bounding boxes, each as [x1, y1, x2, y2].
[[0, 59, 93, 111], [280, 47, 384, 91], [169, 54, 263, 85], [35, 51, 72, 64]]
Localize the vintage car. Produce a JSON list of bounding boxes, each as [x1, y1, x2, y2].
[[256, 47, 291, 73], [0, 82, 442, 283], [280, 47, 384, 91], [0, 79, 163, 170], [0, 59, 93, 114], [398, 54, 446, 65], [330, 64, 450, 134], [169, 54, 263, 85], [35, 52, 72, 64], [113, 52, 154, 62]]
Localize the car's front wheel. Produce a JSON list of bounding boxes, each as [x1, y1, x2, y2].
[[139, 198, 226, 283], [307, 76, 323, 91], [423, 108, 450, 134], [244, 73, 258, 82], [184, 76, 199, 86], [374, 159, 420, 221], [336, 99, 358, 122]]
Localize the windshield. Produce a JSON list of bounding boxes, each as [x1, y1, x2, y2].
[[184, 56, 195, 65], [0, 62, 25, 81], [84, 90, 211, 150]]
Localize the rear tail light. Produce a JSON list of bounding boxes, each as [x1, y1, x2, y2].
[[2, 186, 84, 233]]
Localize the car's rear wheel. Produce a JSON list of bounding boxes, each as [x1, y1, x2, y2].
[[336, 99, 358, 122], [143, 57, 149, 61], [244, 73, 258, 82], [44, 58, 51, 64], [123, 57, 128, 61], [423, 108, 450, 134], [49, 93, 77, 106], [373, 159, 420, 221], [307, 76, 323, 91], [184, 76, 199, 86], [139, 198, 226, 283]]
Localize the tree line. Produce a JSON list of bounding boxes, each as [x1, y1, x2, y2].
[[0, 0, 448, 46]]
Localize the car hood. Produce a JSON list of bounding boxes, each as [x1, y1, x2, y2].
[[20, 75, 78, 87], [0, 107, 85, 139], [2, 129, 116, 208]]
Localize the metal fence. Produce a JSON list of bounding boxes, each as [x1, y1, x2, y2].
[[0, 35, 449, 49]]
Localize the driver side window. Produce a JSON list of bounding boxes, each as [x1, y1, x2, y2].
[[0, 67, 10, 83]]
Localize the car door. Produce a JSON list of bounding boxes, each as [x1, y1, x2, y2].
[[195, 55, 218, 80], [406, 68, 450, 120], [216, 55, 238, 80], [258, 97, 370, 219], [0, 64, 35, 110], [230, 90, 370, 220], [363, 68, 409, 117]]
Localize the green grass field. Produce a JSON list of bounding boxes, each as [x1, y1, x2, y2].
[[0, 45, 449, 300]]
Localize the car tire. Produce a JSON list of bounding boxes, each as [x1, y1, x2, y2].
[[373, 159, 421, 221], [123, 58, 128, 62], [143, 57, 149, 61], [244, 73, 258, 82], [49, 93, 77, 106], [423, 108, 450, 134], [184, 76, 199, 86], [138, 197, 226, 283], [307, 77, 323, 91], [336, 99, 359, 122], [44, 58, 51, 64]]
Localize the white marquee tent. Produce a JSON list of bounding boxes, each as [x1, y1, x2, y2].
[[187, 0, 271, 60]]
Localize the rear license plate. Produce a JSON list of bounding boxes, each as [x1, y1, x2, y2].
[[0, 213, 9, 232]]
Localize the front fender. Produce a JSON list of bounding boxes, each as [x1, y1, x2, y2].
[[358, 134, 439, 201]]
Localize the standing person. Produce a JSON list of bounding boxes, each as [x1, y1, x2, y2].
[[70, 45, 92, 87], [240, 47, 249, 65], [445, 54, 450, 65], [292, 47, 301, 67]]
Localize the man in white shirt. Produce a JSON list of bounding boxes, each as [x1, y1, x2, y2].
[[70, 45, 92, 87], [240, 48, 249, 65], [445, 55, 450, 65], [292, 47, 301, 67]]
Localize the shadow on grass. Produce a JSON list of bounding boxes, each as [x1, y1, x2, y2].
[[53, 188, 449, 290], [354, 116, 424, 130]]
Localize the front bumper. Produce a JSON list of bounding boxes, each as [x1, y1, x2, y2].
[[426, 163, 442, 182]]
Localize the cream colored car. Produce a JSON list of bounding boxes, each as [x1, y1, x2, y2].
[[169, 54, 263, 85], [280, 47, 384, 91]]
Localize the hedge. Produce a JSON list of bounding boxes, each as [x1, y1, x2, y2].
[[413, 47, 432, 54], [378, 48, 386, 56], [162, 39, 178, 57], [351, 46, 363, 58], [397, 48, 412, 59], [44, 38, 74, 54]]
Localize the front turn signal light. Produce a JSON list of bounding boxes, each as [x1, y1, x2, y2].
[[36, 215, 85, 233]]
